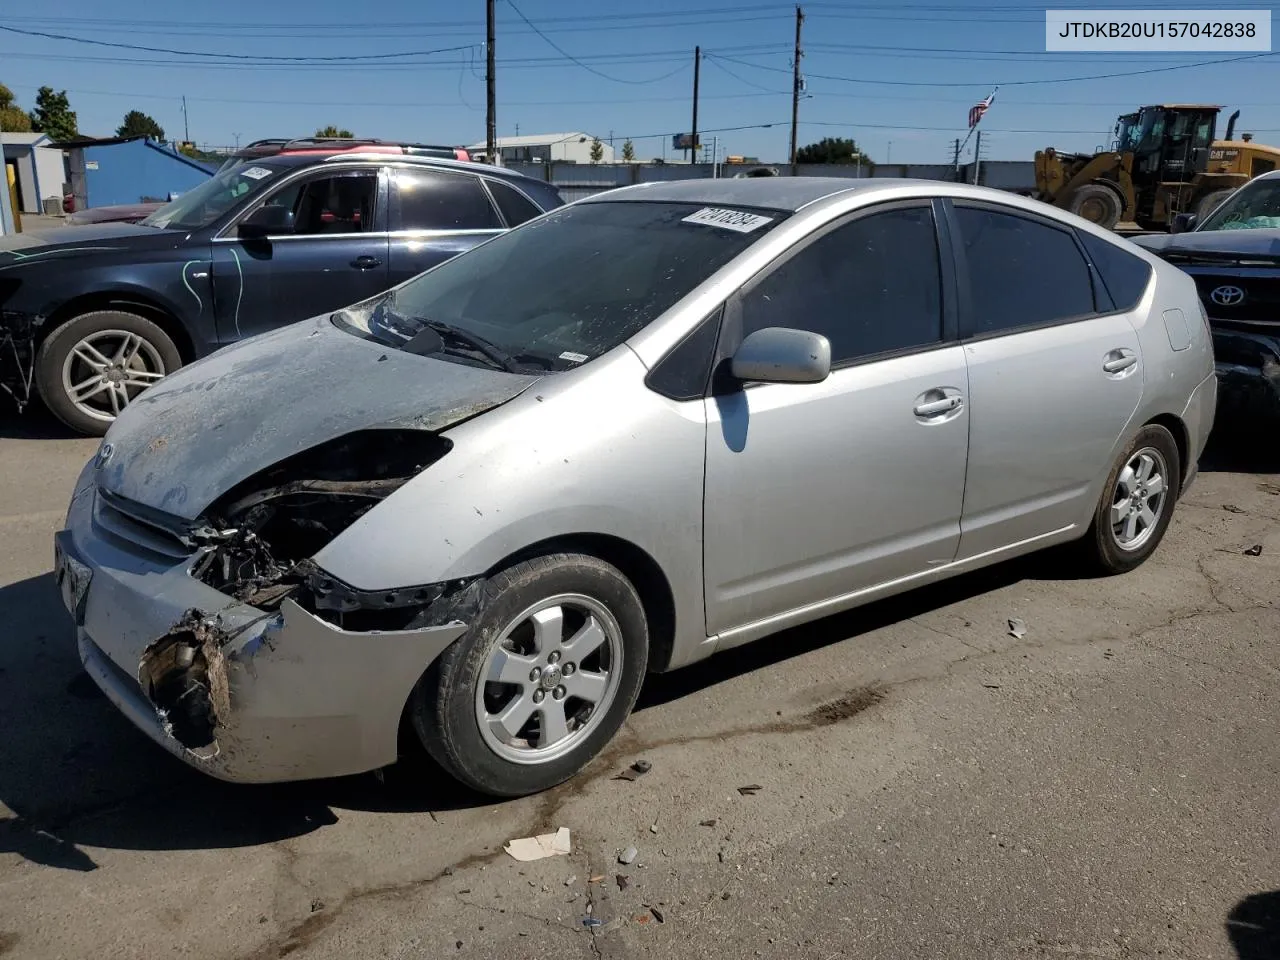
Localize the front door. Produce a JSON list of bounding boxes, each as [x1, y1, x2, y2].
[[947, 200, 1144, 559], [702, 200, 970, 635], [210, 166, 389, 344]]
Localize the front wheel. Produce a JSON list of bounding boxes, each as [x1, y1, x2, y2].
[[35, 310, 182, 437], [410, 553, 649, 797], [1079, 424, 1182, 575]]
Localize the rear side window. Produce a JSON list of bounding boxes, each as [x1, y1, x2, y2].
[[740, 204, 944, 365], [1077, 231, 1153, 312], [954, 206, 1096, 335], [391, 169, 502, 231], [487, 180, 544, 226]]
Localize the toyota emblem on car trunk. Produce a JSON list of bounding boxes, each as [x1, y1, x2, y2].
[[1210, 285, 1246, 306]]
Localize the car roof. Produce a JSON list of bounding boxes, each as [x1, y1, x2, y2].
[[576, 176, 1006, 213]]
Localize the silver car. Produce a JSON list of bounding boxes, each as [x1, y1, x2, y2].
[[54, 178, 1217, 797]]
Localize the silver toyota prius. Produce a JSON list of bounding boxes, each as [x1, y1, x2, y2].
[[54, 178, 1217, 797]]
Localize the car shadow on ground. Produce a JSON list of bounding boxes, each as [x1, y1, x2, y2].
[[0, 542, 1091, 867], [1226, 891, 1280, 959], [0, 402, 81, 441], [1200, 415, 1280, 476]]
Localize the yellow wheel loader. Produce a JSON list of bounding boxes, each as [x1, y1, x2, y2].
[[1033, 105, 1280, 232]]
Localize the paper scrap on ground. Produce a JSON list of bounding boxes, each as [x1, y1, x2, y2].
[[504, 827, 572, 862]]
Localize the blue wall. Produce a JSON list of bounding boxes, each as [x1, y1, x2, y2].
[[83, 139, 214, 207]]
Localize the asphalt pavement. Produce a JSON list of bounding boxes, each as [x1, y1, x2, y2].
[[0, 404, 1277, 960]]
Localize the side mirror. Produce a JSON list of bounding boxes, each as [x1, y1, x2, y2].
[[730, 327, 831, 385], [1171, 212, 1197, 234], [239, 204, 293, 237]]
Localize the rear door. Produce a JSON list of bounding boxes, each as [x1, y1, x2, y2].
[[946, 199, 1144, 559], [211, 165, 389, 343], [386, 166, 507, 286], [702, 199, 971, 635]]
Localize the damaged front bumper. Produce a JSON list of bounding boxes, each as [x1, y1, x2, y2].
[[1213, 328, 1280, 418], [0, 311, 36, 410], [54, 466, 470, 783]]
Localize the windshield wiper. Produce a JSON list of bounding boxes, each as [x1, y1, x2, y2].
[[403, 318, 523, 373]]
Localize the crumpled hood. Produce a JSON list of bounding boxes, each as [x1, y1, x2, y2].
[[1133, 228, 1280, 260], [0, 221, 180, 266], [94, 314, 542, 521]]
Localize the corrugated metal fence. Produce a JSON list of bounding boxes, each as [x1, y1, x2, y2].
[[503, 160, 1036, 202]]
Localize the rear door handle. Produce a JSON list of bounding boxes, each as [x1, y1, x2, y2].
[[1103, 349, 1138, 374], [351, 256, 382, 270]]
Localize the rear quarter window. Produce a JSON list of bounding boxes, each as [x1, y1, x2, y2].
[[1077, 231, 1154, 312]]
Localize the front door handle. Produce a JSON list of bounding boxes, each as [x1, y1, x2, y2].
[[1103, 349, 1138, 374], [913, 387, 965, 421], [914, 396, 961, 417], [351, 255, 382, 270]]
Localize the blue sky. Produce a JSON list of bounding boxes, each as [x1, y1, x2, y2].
[[2, 0, 1277, 164]]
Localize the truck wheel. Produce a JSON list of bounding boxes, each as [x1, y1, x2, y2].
[[1195, 189, 1234, 223], [1069, 184, 1123, 229], [35, 310, 182, 437]]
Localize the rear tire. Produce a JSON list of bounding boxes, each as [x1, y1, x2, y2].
[[1068, 183, 1123, 230], [410, 553, 649, 798], [1078, 424, 1182, 576], [35, 310, 182, 437]]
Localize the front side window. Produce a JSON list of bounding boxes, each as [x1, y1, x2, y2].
[[288, 173, 378, 235], [338, 200, 788, 372], [739, 204, 944, 364], [1197, 178, 1280, 231], [954, 206, 1096, 335]]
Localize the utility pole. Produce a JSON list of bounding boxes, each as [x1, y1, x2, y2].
[[486, 0, 497, 166], [182, 96, 190, 142], [789, 5, 804, 172], [690, 46, 700, 164], [952, 137, 961, 179], [972, 130, 982, 185]]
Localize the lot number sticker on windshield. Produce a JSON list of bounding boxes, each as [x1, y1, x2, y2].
[[681, 207, 773, 233], [240, 166, 274, 180]]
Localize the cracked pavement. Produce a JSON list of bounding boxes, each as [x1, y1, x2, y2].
[[0, 407, 1277, 960]]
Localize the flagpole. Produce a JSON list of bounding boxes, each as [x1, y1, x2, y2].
[[956, 86, 997, 166]]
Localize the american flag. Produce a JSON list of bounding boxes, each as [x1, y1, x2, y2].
[[968, 89, 997, 129]]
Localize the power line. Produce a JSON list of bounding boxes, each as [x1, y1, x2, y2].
[[712, 50, 1279, 87], [502, 0, 690, 84]]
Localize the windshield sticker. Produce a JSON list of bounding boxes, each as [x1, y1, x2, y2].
[[240, 166, 274, 180], [558, 351, 589, 363], [681, 207, 774, 233]]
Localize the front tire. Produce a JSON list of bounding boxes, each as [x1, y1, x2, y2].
[[1080, 424, 1182, 575], [410, 553, 649, 797], [35, 310, 182, 437], [1068, 183, 1123, 230]]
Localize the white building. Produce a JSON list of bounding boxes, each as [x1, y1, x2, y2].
[[467, 132, 615, 165], [2, 132, 68, 214]]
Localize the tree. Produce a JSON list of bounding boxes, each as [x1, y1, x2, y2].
[[0, 83, 33, 133], [621, 139, 635, 162], [29, 86, 78, 141], [795, 137, 872, 166], [589, 138, 604, 163], [315, 125, 353, 138], [117, 110, 165, 141]]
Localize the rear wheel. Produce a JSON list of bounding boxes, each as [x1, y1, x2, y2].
[[1078, 424, 1182, 575], [1068, 183, 1123, 230], [410, 553, 649, 797], [35, 310, 181, 437]]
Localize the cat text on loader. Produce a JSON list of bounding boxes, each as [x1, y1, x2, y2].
[[1033, 105, 1280, 232]]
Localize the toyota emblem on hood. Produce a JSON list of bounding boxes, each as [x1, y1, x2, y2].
[[1210, 285, 1245, 306]]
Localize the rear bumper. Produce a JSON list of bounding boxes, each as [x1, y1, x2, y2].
[[1180, 369, 1218, 495], [55, 465, 469, 784]]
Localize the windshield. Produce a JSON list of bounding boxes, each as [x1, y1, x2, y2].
[[339, 200, 788, 372], [141, 161, 287, 230], [1198, 178, 1280, 231]]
